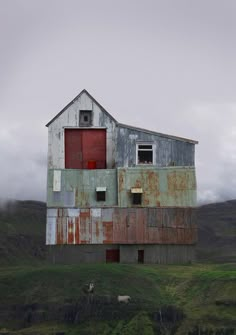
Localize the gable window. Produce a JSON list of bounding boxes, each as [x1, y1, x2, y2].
[[136, 143, 155, 165], [79, 110, 92, 127]]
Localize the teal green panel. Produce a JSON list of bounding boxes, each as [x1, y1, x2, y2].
[[47, 169, 117, 207], [117, 167, 197, 207]]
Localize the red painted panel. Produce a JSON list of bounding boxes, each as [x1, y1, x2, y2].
[[65, 129, 83, 169], [65, 129, 106, 169], [82, 130, 106, 169], [106, 249, 120, 263]]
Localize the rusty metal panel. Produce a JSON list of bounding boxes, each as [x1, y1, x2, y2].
[[127, 210, 137, 243], [117, 167, 196, 208], [112, 208, 127, 243], [79, 209, 91, 244], [49, 206, 197, 246], [56, 216, 67, 244], [91, 208, 103, 243], [103, 222, 113, 243], [136, 208, 145, 242], [67, 217, 75, 244]]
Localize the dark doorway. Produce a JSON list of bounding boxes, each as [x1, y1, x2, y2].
[[106, 249, 120, 263], [138, 250, 144, 263]]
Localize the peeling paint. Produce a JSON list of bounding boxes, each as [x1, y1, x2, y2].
[[46, 207, 197, 245]]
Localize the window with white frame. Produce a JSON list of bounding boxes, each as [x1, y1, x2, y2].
[[136, 143, 155, 165]]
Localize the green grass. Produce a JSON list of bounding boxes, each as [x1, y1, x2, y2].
[[0, 263, 235, 334]]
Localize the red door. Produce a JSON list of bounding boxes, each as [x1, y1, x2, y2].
[[65, 129, 106, 169], [106, 249, 120, 263]]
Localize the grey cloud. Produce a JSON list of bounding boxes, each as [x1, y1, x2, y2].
[[1, 0, 236, 203]]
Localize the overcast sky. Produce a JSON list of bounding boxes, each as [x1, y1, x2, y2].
[[1, 0, 236, 204]]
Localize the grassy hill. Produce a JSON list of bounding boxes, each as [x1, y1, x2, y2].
[[0, 263, 235, 334], [196, 200, 236, 263], [0, 200, 46, 265], [0, 200, 235, 334]]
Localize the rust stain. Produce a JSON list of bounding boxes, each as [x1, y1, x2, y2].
[[95, 221, 99, 238], [134, 179, 142, 188], [118, 170, 125, 191], [103, 221, 113, 243], [75, 216, 80, 243], [67, 218, 74, 244], [54, 207, 197, 245]]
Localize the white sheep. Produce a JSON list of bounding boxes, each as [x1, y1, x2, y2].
[[117, 295, 131, 303]]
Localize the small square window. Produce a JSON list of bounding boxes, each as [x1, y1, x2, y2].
[[136, 143, 154, 164], [97, 191, 106, 201], [79, 110, 92, 126], [132, 193, 142, 205]]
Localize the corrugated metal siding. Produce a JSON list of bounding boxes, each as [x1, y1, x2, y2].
[[116, 126, 195, 167], [47, 167, 196, 208], [46, 207, 197, 245], [118, 167, 196, 207], [47, 91, 117, 169], [47, 169, 117, 207]]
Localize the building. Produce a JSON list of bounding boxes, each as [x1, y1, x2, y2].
[[46, 89, 198, 264]]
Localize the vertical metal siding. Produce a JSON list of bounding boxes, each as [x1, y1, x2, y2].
[[47, 92, 116, 170], [117, 167, 196, 208], [47, 169, 117, 208], [46, 207, 197, 245], [116, 126, 195, 168]]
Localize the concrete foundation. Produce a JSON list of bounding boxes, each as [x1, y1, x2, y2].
[[47, 244, 195, 264]]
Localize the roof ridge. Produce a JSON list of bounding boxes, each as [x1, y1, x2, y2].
[[46, 89, 117, 127]]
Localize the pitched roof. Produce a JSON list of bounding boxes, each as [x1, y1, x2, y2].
[[46, 89, 117, 127], [118, 123, 198, 144], [46, 89, 198, 144]]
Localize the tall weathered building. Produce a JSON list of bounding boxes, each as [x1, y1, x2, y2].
[[46, 89, 198, 264]]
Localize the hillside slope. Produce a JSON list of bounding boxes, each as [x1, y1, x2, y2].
[[0, 200, 46, 264], [196, 200, 236, 262], [0, 199, 236, 263]]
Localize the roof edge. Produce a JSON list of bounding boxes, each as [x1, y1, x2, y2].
[[46, 89, 117, 127], [118, 123, 198, 144]]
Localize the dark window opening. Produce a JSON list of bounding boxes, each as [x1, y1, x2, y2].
[[132, 193, 142, 205], [138, 150, 153, 164], [97, 191, 106, 201], [79, 110, 92, 126], [139, 145, 152, 149], [138, 250, 144, 263], [137, 144, 153, 164]]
